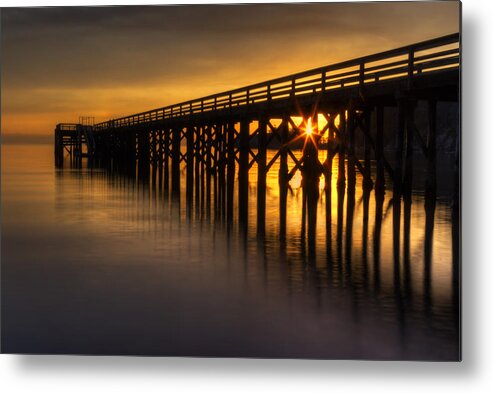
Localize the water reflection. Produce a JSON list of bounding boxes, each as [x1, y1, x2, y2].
[[71, 146, 458, 322], [1, 144, 459, 359]]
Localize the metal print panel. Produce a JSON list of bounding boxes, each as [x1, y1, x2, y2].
[[1, 1, 461, 360]]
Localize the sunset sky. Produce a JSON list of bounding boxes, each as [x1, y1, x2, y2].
[[1, 2, 459, 140]]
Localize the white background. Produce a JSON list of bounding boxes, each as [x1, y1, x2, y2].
[[1, 0, 491, 392]]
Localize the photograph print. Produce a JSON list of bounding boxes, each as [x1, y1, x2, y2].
[[1, 1, 461, 360]]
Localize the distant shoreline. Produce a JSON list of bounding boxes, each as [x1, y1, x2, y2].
[[1, 134, 52, 145]]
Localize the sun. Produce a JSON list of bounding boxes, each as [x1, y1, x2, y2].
[[305, 118, 313, 136]]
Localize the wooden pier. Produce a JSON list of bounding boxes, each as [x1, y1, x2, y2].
[[55, 33, 460, 256]]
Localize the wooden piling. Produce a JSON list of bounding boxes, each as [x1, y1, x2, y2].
[[302, 114, 321, 255], [218, 123, 227, 222], [323, 113, 335, 248], [151, 131, 158, 189], [345, 179, 355, 281], [363, 109, 373, 192], [171, 126, 181, 200], [362, 109, 373, 247], [54, 128, 63, 167], [257, 117, 268, 238], [346, 108, 356, 202], [213, 124, 221, 220], [226, 121, 236, 226], [425, 100, 437, 211], [375, 106, 385, 198], [345, 107, 356, 276], [238, 119, 250, 231], [205, 125, 212, 219], [403, 100, 415, 282], [361, 112, 371, 285], [337, 110, 346, 190], [373, 183, 384, 292], [138, 130, 150, 182], [186, 125, 195, 213], [423, 99, 437, 302], [194, 125, 201, 217], [393, 98, 406, 267], [279, 117, 289, 240], [158, 129, 163, 191], [163, 128, 170, 197], [336, 178, 345, 281], [200, 127, 206, 218], [124, 131, 133, 179]]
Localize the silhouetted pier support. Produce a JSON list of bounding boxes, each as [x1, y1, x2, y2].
[[122, 131, 133, 176], [137, 130, 150, 181], [171, 127, 181, 200], [212, 125, 220, 220], [403, 100, 416, 263], [424, 100, 437, 273], [336, 110, 347, 271], [393, 98, 406, 263], [238, 119, 250, 231], [423, 99, 438, 310], [163, 129, 170, 196], [323, 112, 336, 245], [302, 115, 322, 254], [279, 117, 289, 241], [346, 107, 357, 203], [157, 130, 164, 191], [362, 109, 374, 193], [151, 131, 158, 187], [194, 126, 201, 218], [186, 125, 194, 215], [217, 124, 227, 222], [256, 118, 268, 238], [373, 105, 385, 291], [199, 128, 206, 217], [361, 108, 373, 263], [205, 125, 213, 219], [54, 128, 64, 167], [375, 106, 386, 199], [337, 110, 347, 191], [226, 121, 236, 228]]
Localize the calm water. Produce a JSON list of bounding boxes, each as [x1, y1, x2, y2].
[[1, 144, 459, 359]]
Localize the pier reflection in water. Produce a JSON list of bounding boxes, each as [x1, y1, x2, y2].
[[2, 144, 459, 359]]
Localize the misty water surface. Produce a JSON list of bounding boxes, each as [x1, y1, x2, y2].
[[1, 144, 459, 359]]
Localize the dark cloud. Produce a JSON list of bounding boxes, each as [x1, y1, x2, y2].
[[2, 3, 459, 89]]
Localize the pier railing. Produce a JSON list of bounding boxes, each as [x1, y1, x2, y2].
[[94, 33, 459, 131], [55, 123, 79, 132]]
